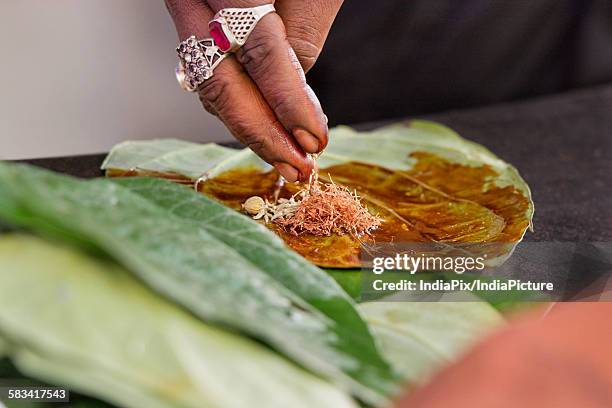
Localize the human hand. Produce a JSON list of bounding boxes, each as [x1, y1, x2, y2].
[[165, 0, 343, 182], [397, 302, 612, 408]]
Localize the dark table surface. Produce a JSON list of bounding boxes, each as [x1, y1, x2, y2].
[[19, 85, 612, 243]]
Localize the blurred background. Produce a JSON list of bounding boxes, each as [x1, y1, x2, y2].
[[1, 1, 611, 159], [311, 0, 612, 125], [0, 1, 232, 160]]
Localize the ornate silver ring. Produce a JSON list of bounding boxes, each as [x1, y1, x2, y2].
[[175, 36, 228, 92], [209, 4, 275, 53]]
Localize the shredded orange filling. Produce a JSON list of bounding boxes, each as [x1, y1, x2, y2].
[[274, 178, 381, 237]]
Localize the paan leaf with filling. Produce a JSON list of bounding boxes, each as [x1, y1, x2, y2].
[[102, 121, 534, 268]]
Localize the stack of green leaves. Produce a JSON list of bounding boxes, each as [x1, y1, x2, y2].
[[0, 122, 510, 408]]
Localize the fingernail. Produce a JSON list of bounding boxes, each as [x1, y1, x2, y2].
[[293, 128, 320, 154], [273, 162, 299, 182]]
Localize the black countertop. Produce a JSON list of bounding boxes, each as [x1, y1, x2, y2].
[[19, 85, 612, 243]]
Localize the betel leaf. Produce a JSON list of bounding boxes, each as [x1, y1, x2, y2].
[[0, 234, 358, 408], [100, 139, 238, 180], [110, 177, 370, 333], [357, 301, 502, 385], [3, 398, 113, 408], [102, 121, 534, 268], [102, 140, 265, 181], [0, 359, 115, 408], [0, 336, 7, 358], [325, 269, 362, 302], [0, 162, 399, 405]]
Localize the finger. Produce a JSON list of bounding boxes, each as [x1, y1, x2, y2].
[[198, 60, 314, 181], [165, 0, 314, 181], [165, 0, 212, 39], [275, 0, 344, 73], [207, 0, 329, 153]]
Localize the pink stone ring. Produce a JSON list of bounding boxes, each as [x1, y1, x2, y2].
[[175, 36, 228, 92], [209, 4, 276, 53]]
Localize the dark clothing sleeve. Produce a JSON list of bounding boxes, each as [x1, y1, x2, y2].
[[308, 0, 612, 125]]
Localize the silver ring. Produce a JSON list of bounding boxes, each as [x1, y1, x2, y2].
[[209, 4, 275, 53], [176, 36, 228, 92]]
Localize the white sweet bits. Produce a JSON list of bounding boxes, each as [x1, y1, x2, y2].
[[242, 192, 304, 223], [243, 196, 265, 215]]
